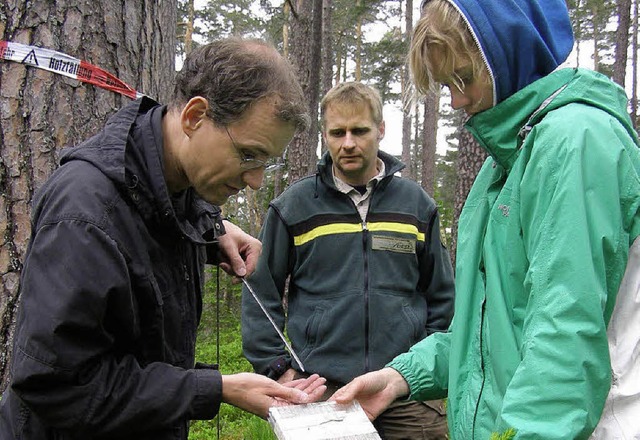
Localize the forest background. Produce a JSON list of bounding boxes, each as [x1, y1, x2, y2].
[[0, 0, 638, 438]]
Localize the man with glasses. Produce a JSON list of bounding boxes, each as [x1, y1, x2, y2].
[[0, 37, 326, 440], [241, 81, 455, 439], [225, 125, 286, 173]]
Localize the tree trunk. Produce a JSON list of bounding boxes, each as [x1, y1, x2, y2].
[[413, 100, 421, 181], [355, 0, 363, 81], [321, 0, 334, 97], [287, 0, 323, 184], [283, 1, 291, 57], [450, 124, 487, 268], [401, 0, 413, 179], [184, 0, 195, 55], [320, 0, 334, 155], [421, 93, 439, 196], [592, 5, 602, 70], [0, 0, 176, 393], [632, 0, 638, 129], [613, 0, 632, 87]]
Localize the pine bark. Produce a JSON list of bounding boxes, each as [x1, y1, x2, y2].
[[421, 93, 439, 196], [0, 0, 176, 392], [287, 0, 323, 184], [401, 0, 413, 179], [320, 0, 333, 155], [633, 0, 639, 129], [450, 125, 487, 268], [613, 0, 632, 87]]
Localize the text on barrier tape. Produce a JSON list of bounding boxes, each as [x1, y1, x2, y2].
[[0, 40, 144, 99]]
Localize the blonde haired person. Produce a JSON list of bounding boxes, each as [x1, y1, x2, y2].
[[332, 1, 640, 439]]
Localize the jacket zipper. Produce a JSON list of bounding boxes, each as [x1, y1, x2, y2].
[[362, 219, 370, 372], [471, 294, 488, 439]]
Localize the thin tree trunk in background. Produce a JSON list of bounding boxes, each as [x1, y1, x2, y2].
[[613, 0, 631, 87], [573, 0, 583, 68], [184, 0, 195, 54], [413, 100, 421, 181], [283, 1, 290, 57], [321, 0, 334, 154], [355, 0, 363, 81], [632, 0, 638, 129], [321, 0, 333, 96], [592, 5, 602, 70], [0, 0, 176, 393], [335, 46, 342, 85], [450, 124, 487, 268], [421, 93, 439, 196], [401, 0, 413, 179], [274, 1, 292, 197], [307, 0, 323, 171], [287, 0, 323, 184]]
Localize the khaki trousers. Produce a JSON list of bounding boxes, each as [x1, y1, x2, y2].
[[374, 399, 448, 440]]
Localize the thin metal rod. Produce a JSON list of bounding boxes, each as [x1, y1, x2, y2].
[[241, 278, 305, 372]]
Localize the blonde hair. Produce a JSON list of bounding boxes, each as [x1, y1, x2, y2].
[[410, 0, 489, 96], [320, 82, 383, 127]]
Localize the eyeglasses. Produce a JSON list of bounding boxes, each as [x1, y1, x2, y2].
[[225, 126, 285, 172]]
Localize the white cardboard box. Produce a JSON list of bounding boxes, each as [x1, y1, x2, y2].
[[268, 401, 381, 440]]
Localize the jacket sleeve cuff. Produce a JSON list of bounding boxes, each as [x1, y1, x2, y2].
[[265, 356, 291, 380], [189, 368, 222, 420]]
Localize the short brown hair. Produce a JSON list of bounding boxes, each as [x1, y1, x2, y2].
[[410, 0, 489, 96], [172, 37, 310, 132], [320, 82, 383, 128]]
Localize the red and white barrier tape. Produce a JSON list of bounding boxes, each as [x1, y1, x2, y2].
[[0, 40, 144, 99]]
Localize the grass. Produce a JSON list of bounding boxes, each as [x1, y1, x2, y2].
[[188, 271, 277, 440]]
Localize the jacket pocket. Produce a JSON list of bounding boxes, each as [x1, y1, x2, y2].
[[401, 303, 423, 341], [300, 306, 325, 356]]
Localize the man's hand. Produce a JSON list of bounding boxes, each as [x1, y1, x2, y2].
[[274, 374, 327, 407], [222, 373, 326, 418], [217, 220, 261, 280], [329, 368, 409, 421]]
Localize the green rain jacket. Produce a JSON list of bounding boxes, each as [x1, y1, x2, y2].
[[388, 68, 640, 439]]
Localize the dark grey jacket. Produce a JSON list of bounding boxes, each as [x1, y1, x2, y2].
[[242, 151, 455, 384], [0, 98, 224, 439]]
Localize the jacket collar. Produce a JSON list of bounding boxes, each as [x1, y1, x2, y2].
[[466, 68, 637, 172], [464, 68, 576, 170]]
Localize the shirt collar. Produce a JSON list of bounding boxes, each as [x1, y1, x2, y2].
[[332, 158, 385, 195]]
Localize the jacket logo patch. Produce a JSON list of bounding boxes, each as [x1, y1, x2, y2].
[[371, 235, 416, 254], [498, 204, 510, 217]]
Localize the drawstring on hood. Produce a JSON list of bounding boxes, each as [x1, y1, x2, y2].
[[421, 0, 574, 104]]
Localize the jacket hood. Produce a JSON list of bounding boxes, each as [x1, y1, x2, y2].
[[421, 0, 574, 104], [59, 96, 159, 196], [59, 97, 220, 243], [466, 68, 638, 169]]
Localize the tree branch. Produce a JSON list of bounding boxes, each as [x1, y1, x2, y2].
[[286, 0, 299, 20]]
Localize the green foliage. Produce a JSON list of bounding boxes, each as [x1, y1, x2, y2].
[[199, 1, 267, 41], [177, 0, 272, 57], [362, 29, 407, 104], [567, 0, 617, 70]]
